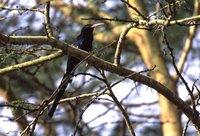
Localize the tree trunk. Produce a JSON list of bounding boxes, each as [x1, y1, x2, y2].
[[126, 0, 182, 135]]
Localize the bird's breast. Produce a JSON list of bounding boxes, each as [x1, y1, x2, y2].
[[80, 40, 93, 52]]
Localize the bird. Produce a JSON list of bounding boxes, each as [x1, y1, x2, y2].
[[48, 23, 104, 118]]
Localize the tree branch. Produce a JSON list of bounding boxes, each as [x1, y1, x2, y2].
[[0, 50, 63, 74], [44, 0, 54, 38], [114, 23, 135, 66], [82, 15, 200, 27], [0, 34, 200, 129], [121, 0, 147, 20], [100, 70, 136, 136]]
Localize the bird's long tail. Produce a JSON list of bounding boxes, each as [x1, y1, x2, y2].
[[48, 76, 70, 118], [48, 57, 80, 118]]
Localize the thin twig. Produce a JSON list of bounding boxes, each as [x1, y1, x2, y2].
[[50, 90, 110, 106], [72, 98, 96, 136], [182, 119, 190, 136], [121, 0, 147, 20], [20, 99, 49, 135], [148, 1, 180, 19], [100, 70, 136, 136], [162, 30, 199, 121], [0, 7, 44, 14], [174, 0, 199, 82]]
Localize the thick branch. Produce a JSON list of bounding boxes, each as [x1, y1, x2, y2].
[[0, 34, 200, 128]]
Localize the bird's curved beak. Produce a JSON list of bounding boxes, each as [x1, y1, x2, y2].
[[91, 23, 104, 28]]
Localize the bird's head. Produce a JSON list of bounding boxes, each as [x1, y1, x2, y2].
[[81, 23, 104, 35]]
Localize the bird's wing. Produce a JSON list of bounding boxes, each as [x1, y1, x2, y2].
[[73, 35, 84, 48]]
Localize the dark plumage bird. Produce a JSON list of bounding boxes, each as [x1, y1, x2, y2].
[[48, 23, 104, 118]]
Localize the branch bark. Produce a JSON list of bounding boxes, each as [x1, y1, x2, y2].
[[0, 50, 63, 74], [0, 34, 200, 130]]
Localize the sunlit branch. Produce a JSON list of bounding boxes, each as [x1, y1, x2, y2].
[[0, 50, 63, 75], [55, 91, 110, 105], [44, 1, 54, 38], [82, 15, 200, 27], [114, 23, 135, 66]]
